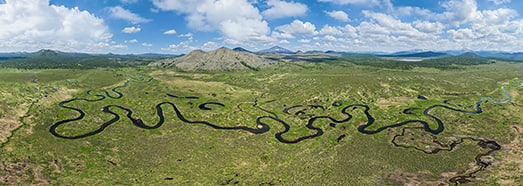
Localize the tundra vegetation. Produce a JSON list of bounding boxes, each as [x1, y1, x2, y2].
[[0, 49, 522, 185]]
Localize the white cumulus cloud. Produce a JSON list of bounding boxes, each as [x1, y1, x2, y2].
[[298, 39, 310, 43], [121, 26, 141, 33], [279, 39, 290, 44], [275, 19, 318, 37], [152, 0, 271, 44], [108, 6, 150, 24], [287, 0, 523, 52], [142, 43, 152, 47], [125, 39, 138, 43], [161, 37, 196, 53], [178, 33, 193, 38], [362, 11, 427, 38], [112, 44, 128, 49], [163, 29, 177, 35], [0, 0, 112, 52], [201, 41, 219, 51], [318, 24, 358, 38], [413, 21, 445, 33], [262, 0, 308, 19], [438, 0, 481, 26], [319, 25, 344, 35], [325, 10, 350, 22]]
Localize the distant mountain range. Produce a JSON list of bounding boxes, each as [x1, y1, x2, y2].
[[0, 49, 177, 59], [373, 49, 523, 61], [231, 46, 296, 55], [475, 51, 523, 61], [0, 49, 176, 69], [2, 47, 523, 61], [390, 49, 428, 55], [379, 51, 448, 58], [1, 47, 522, 70], [256, 46, 295, 54], [232, 47, 253, 53]]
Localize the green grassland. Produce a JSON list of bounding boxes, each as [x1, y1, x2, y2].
[[0, 60, 522, 185]]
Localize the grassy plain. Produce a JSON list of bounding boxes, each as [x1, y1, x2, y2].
[[0, 60, 522, 185]]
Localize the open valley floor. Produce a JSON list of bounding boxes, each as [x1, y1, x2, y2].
[[1, 59, 522, 185]]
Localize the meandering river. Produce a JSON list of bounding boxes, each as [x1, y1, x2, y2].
[[49, 78, 515, 185]]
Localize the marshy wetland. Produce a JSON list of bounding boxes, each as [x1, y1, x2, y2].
[[1, 56, 522, 185]]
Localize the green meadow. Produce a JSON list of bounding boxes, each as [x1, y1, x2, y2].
[[1, 60, 522, 185]]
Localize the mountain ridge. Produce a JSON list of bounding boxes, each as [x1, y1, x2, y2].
[[380, 51, 449, 58], [257, 46, 295, 54], [149, 47, 276, 71]]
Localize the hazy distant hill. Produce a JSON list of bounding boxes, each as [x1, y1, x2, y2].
[[390, 49, 427, 56], [475, 51, 523, 61], [380, 51, 448, 58], [0, 49, 173, 69], [418, 52, 491, 66], [0, 49, 115, 69], [0, 52, 27, 60], [149, 47, 276, 71], [380, 49, 523, 61], [1, 47, 520, 70], [257, 46, 295, 54], [232, 47, 253, 53], [345, 51, 494, 70]]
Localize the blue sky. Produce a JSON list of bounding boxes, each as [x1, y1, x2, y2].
[[1, 0, 523, 54]]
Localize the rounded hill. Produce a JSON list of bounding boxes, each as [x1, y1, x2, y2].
[[149, 47, 276, 71]]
